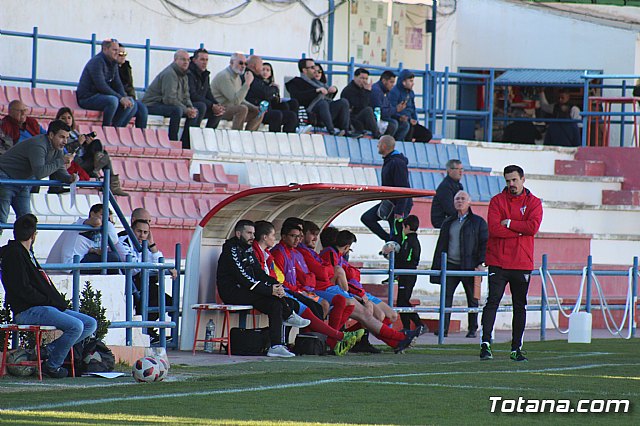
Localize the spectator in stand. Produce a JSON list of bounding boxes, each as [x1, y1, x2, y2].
[[0, 120, 78, 229], [216, 219, 311, 358], [388, 70, 432, 142], [210, 52, 263, 132], [246, 55, 297, 133], [77, 39, 145, 128], [370, 71, 409, 140], [0, 214, 97, 378], [431, 191, 487, 338], [115, 44, 149, 127], [47, 203, 120, 274], [431, 159, 464, 229], [538, 88, 581, 147], [260, 62, 300, 119], [142, 50, 199, 149], [54, 107, 128, 196], [0, 126, 12, 155], [187, 48, 225, 130], [360, 135, 412, 242], [502, 108, 541, 145], [286, 58, 351, 136], [340, 68, 381, 139], [117, 218, 177, 344], [314, 64, 329, 85], [0, 100, 46, 144]]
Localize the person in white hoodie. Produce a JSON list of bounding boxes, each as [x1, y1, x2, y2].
[[47, 203, 119, 274]]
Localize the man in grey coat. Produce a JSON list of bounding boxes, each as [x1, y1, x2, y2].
[[142, 50, 199, 148], [0, 120, 78, 229]]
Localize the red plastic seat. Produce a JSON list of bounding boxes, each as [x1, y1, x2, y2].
[[183, 197, 201, 219], [197, 199, 212, 216], [46, 89, 67, 110], [137, 161, 164, 190], [61, 90, 101, 120], [176, 162, 202, 191], [77, 124, 91, 135], [116, 195, 133, 217], [163, 162, 190, 191], [157, 197, 183, 226], [150, 163, 176, 190], [18, 87, 46, 116], [33, 88, 55, 109], [0, 86, 9, 112], [198, 164, 222, 185], [143, 196, 171, 226]]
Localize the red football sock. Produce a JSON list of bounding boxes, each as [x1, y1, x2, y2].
[[328, 294, 347, 330], [340, 304, 355, 328], [300, 309, 343, 348], [346, 321, 363, 332], [383, 317, 393, 328], [372, 325, 405, 348]]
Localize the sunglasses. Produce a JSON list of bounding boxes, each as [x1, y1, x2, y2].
[[237, 61, 246, 66], [118, 52, 127, 57]]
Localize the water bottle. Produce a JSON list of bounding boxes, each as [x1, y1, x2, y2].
[[374, 107, 381, 123], [204, 319, 215, 353], [259, 100, 269, 115]]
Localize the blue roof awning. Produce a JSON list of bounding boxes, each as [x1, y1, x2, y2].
[[495, 69, 603, 85]]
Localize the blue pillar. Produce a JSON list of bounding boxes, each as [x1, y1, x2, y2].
[[125, 255, 133, 346], [586, 255, 593, 313], [90, 33, 97, 57], [100, 169, 110, 272], [540, 254, 548, 341], [388, 251, 396, 307], [487, 69, 495, 142], [327, 0, 335, 86], [438, 251, 447, 345], [31, 27, 38, 88], [172, 243, 182, 346], [141, 240, 149, 336], [144, 39, 151, 89], [633, 256, 638, 338], [581, 73, 589, 147], [72, 255, 81, 311], [158, 257, 166, 347]]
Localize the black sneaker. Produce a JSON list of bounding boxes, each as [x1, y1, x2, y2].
[[510, 349, 528, 362], [480, 342, 493, 360], [395, 325, 423, 354], [466, 330, 477, 338], [42, 363, 68, 379]]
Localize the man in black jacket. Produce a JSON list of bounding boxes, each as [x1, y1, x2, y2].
[[0, 214, 97, 378], [216, 219, 310, 358], [360, 135, 412, 241], [246, 55, 297, 133], [340, 68, 380, 138], [430, 191, 487, 338], [431, 159, 464, 228], [187, 48, 225, 130], [285, 58, 351, 136]]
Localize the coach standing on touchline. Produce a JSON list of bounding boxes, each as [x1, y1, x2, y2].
[[480, 165, 542, 362]]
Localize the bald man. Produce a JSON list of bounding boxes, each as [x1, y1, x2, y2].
[[142, 50, 199, 148], [430, 190, 487, 338], [0, 100, 46, 145], [360, 135, 413, 241], [210, 52, 263, 131]]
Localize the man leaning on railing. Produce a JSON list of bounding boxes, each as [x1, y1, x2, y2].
[[0, 120, 78, 232]]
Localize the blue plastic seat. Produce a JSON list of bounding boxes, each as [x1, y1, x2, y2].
[[323, 135, 339, 158], [456, 144, 492, 172], [426, 144, 445, 169], [370, 139, 383, 166], [476, 174, 491, 202], [489, 175, 504, 197], [346, 137, 362, 164], [462, 174, 481, 202], [400, 142, 418, 167], [414, 142, 437, 169], [359, 138, 375, 165], [375, 167, 382, 185], [410, 171, 424, 189], [422, 172, 436, 191], [335, 136, 350, 160]]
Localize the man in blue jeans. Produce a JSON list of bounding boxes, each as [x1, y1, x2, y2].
[[0, 214, 97, 378], [360, 135, 413, 241], [77, 38, 147, 128]]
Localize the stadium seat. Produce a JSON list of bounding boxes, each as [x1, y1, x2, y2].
[[198, 164, 226, 188], [18, 87, 46, 116], [341, 167, 357, 184], [476, 174, 491, 202], [4, 86, 20, 108], [346, 138, 363, 164], [318, 166, 335, 184], [424, 143, 443, 169], [352, 167, 366, 185], [240, 131, 257, 157], [334, 136, 350, 159], [287, 133, 306, 160], [299, 134, 317, 161], [462, 174, 481, 202], [359, 138, 375, 165], [156, 197, 183, 226], [226, 130, 244, 158], [489, 175, 503, 196], [363, 167, 378, 186], [143, 196, 171, 226], [60, 89, 100, 119], [375, 167, 382, 185], [245, 162, 264, 187], [271, 163, 287, 186], [410, 171, 424, 189], [252, 131, 269, 158], [202, 128, 219, 154], [420, 172, 436, 191], [137, 161, 164, 190], [323, 135, 339, 158], [183, 197, 201, 219], [214, 129, 232, 157], [433, 172, 445, 188], [30, 194, 58, 223], [307, 164, 321, 183], [45, 194, 74, 223], [46, 89, 70, 114], [294, 165, 310, 184], [310, 134, 329, 159], [190, 303, 254, 356], [401, 141, 418, 167], [60, 193, 90, 217], [33, 88, 57, 114], [0, 86, 9, 112], [263, 132, 281, 159], [414, 142, 435, 169], [190, 128, 207, 152]]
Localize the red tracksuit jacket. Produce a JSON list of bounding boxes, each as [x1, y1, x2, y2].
[[485, 187, 543, 271]]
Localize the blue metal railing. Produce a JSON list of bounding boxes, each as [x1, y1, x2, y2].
[[362, 253, 637, 345]]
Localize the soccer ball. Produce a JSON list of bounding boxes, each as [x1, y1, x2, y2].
[[132, 356, 161, 382], [6, 349, 36, 377], [156, 357, 170, 381]]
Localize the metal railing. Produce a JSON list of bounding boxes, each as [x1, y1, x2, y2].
[[361, 252, 637, 345]]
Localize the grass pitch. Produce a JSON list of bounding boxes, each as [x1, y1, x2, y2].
[[0, 339, 638, 425]]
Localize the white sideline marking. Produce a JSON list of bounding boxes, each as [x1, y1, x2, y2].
[[5, 363, 637, 412]]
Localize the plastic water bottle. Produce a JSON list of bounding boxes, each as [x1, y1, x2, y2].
[[259, 100, 269, 115], [204, 319, 215, 353], [374, 107, 381, 123]]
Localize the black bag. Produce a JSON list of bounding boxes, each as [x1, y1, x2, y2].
[[66, 338, 115, 374], [230, 327, 270, 356], [377, 200, 395, 220], [293, 332, 327, 356]]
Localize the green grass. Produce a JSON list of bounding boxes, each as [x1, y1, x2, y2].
[[0, 339, 638, 425]]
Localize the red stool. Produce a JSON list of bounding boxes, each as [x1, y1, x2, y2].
[[1, 324, 75, 380], [191, 304, 254, 356]]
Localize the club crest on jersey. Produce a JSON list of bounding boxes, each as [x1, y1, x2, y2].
[[520, 206, 527, 215]]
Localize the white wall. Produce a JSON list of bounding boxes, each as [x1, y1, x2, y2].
[[0, 0, 328, 90]]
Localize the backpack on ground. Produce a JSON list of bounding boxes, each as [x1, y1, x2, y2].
[[229, 327, 270, 356], [293, 332, 327, 356]]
